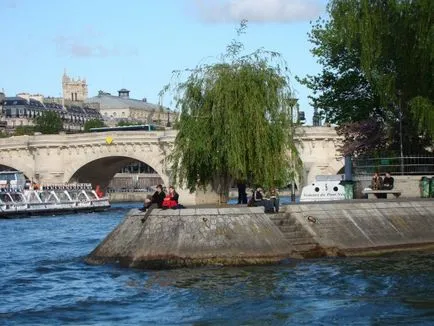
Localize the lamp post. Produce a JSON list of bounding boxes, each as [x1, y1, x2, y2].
[[398, 90, 404, 175], [166, 111, 171, 128], [289, 99, 297, 203]]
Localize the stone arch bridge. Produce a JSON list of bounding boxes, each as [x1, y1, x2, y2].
[[0, 127, 343, 203]]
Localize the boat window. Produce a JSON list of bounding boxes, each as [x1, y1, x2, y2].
[[0, 193, 11, 202], [0, 173, 16, 181], [315, 187, 320, 192], [333, 186, 338, 191]]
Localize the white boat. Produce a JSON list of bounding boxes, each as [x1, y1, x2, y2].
[[0, 173, 110, 218], [300, 175, 346, 202]]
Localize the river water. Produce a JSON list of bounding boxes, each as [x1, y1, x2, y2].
[[1, 202, 434, 325]]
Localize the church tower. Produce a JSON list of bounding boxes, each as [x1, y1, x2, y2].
[[62, 70, 88, 102]]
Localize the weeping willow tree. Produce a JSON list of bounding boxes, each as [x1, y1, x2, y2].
[[331, 0, 433, 142], [162, 21, 302, 199]]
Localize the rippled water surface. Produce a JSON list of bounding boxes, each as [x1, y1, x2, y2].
[[1, 202, 434, 325]]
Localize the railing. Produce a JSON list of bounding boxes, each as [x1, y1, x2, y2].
[[353, 156, 434, 176], [106, 187, 155, 193]]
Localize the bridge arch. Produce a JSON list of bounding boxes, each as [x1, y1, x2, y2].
[[0, 160, 34, 181], [303, 157, 345, 185], [63, 154, 170, 190]]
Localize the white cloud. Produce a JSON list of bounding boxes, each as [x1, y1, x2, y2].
[[1, 0, 19, 9], [191, 0, 325, 23], [53, 26, 138, 58]]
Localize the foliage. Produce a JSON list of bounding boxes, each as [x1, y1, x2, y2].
[[116, 120, 143, 127], [84, 119, 106, 132], [336, 119, 388, 157], [409, 96, 434, 140], [299, 0, 433, 155], [162, 21, 302, 195], [0, 130, 9, 138], [296, 18, 381, 125], [34, 111, 63, 134], [14, 125, 35, 136]]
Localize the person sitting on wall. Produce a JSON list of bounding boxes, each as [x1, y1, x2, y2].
[[265, 187, 280, 213], [162, 185, 180, 209], [382, 172, 394, 190], [140, 184, 165, 211], [248, 187, 264, 207]]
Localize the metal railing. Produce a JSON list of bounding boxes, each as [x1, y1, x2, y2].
[[353, 156, 434, 176]]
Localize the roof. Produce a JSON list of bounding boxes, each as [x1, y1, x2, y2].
[[85, 94, 168, 112]]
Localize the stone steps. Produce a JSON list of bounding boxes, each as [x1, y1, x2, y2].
[[270, 214, 318, 254]]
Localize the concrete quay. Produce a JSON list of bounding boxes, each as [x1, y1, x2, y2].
[[86, 206, 294, 269], [269, 198, 434, 257], [86, 199, 434, 269]]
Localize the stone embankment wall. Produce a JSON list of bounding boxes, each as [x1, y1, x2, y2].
[[108, 192, 146, 202], [87, 199, 434, 269], [272, 199, 434, 257], [86, 207, 295, 269]]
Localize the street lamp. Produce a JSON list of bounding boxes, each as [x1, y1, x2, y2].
[[398, 90, 404, 175]]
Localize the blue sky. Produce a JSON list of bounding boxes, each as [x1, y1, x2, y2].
[[1, 0, 328, 123]]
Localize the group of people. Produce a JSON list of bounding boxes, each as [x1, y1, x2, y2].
[[141, 183, 279, 213], [371, 172, 395, 198], [140, 184, 181, 212], [237, 183, 280, 213], [371, 172, 395, 190]]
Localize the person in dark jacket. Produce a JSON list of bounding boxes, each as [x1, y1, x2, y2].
[[140, 184, 165, 211], [382, 172, 394, 190], [253, 187, 265, 206], [237, 182, 248, 204]]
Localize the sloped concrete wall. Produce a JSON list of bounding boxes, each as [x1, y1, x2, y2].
[[274, 199, 434, 256], [87, 207, 295, 269]]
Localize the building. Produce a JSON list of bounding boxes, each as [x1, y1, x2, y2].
[[85, 89, 177, 126], [0, 95, 102, 133], [62, 70, 88, 102]]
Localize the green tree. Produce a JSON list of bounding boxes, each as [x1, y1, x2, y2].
[[34, 111, 63, 134], [84, 119, 106, 132], [14, 125, 35, 136], [300, 0, 433, 155], [162, 21, 302, 199]]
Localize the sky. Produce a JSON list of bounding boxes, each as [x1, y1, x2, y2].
[[0, 0, 328, 124]]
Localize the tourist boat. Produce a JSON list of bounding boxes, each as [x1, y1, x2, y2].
[[0, 172, 110, 218], [299, 175, 346, 202]]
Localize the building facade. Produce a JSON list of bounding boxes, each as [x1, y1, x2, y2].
[[0, 96, 102, 133], [62, 71, 88, 102], [85, 89, 177, 126]]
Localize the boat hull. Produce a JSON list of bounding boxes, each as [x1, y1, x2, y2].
[[0, 203, 111, 218]]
